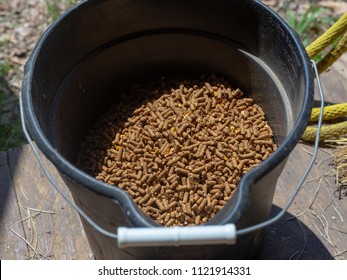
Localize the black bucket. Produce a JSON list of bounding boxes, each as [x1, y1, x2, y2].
[[21, 0, 314, 259]]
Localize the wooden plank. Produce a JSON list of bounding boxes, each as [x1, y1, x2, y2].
[[318, 53, 347, 104], [8, 144, 345, 260], [262, 144, 346, 259], [7, 146, 94, 260], [0, 151, 28, 259]]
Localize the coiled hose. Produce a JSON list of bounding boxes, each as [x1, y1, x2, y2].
[[302, 12, 347, 142]]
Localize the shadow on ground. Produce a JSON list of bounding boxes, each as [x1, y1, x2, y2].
[[257, 205, 332, 259]]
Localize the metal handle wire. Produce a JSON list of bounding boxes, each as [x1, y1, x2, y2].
[[236, 59, 324, 236], [19, 92, 118, 239]]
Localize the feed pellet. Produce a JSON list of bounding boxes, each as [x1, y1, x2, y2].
[[77, 75, 277, 226]]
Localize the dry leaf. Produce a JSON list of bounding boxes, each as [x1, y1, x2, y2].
[[262, 0, 277, 6], [319, 1, 347, 14]]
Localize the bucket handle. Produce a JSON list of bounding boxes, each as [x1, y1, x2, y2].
[[20, 60, 324, 248]]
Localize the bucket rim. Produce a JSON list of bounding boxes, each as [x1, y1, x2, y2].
[[21, 0, 314, 228]]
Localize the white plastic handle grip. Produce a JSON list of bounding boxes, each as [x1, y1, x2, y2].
[[117, 224, 236, 248]]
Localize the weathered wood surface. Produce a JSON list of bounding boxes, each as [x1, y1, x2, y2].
[[0, 146, 94, 259], [0, 152, 27, 259], [1, 54, 346, 260]]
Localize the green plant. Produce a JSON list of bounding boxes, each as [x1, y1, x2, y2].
[[64, 0, 78, 6], [281, 1, 338, 53], [0, 39, 10, 48], [46, 0, 61, 22], [0, 62, 26, 151], [0, 116, 25, 151], [46, 0, 79, 22]]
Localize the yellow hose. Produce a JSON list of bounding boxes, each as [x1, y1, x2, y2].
[[302, 12, 347, 142], [317, 32, 347, 73], [306, 12, 347, 59], [302, 121, 347, 142], [309, 103, 347, 122]]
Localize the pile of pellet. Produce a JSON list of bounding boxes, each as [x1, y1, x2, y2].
[[77, 75, 277, 226]]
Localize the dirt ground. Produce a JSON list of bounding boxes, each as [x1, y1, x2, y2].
[[0, 0, 81, 91]]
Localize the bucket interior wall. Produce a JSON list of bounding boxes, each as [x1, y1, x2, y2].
[[51, 33, 290, 162], [29, 0, 308, 162], [24, 0, 313, 259]]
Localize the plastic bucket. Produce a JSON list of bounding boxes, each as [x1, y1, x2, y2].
[[21, 0, 314, 259]]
